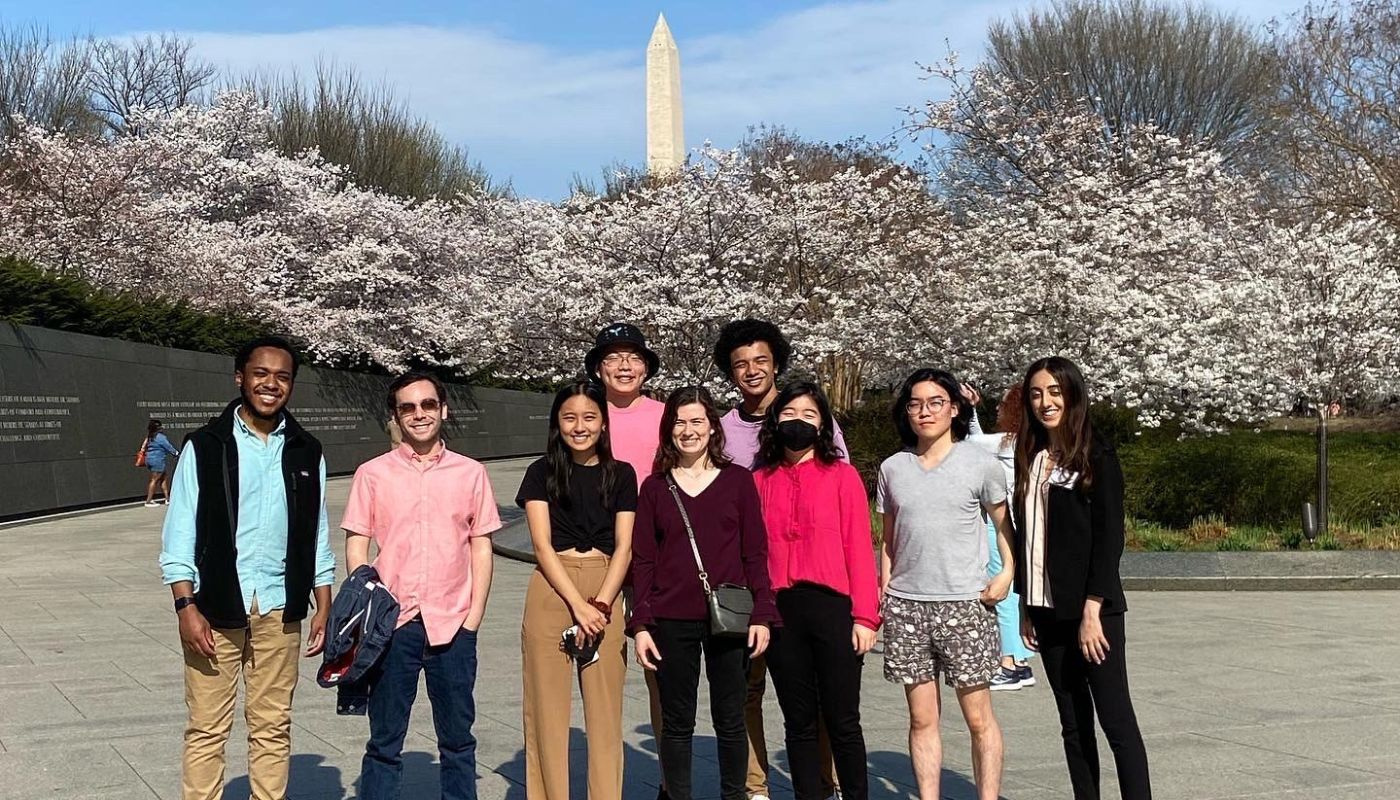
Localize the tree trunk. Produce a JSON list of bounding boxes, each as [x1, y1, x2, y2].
[[821, 354, 864, 413]]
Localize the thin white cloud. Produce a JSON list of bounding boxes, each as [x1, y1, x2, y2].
[[166, 0, 1290, 198]]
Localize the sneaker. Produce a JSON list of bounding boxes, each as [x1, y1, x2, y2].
[[989, 665, 1022, 691], [143, 501, 160, 508], [1016, 664, 1037, 688]]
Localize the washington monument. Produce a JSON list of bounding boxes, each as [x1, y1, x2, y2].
[[646, 13, 685, 173]]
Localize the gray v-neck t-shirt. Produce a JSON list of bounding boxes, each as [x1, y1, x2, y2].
[[876, 442, 1008, 601]]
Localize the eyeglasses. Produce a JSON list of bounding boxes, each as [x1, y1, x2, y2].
[[396, 398, 442, 416], [906, 398, 950, 415], [601, 352, 645, 367]]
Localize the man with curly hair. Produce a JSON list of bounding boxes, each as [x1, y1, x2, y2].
[[712, 319, 847, 800]]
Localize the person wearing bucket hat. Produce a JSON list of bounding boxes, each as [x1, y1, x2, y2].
[[585, 323, 666, 490], [585, 322, 662, 383], [584, 321, 670, 800]]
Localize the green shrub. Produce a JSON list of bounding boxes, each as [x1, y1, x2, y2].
[[0, 256, 272, 355], [1120, 429, 1400, 528], [839, 391, 903, 496], [839, 393, 1400, 530]]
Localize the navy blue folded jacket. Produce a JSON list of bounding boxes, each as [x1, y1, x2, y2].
[[318, 564, 400, 714]]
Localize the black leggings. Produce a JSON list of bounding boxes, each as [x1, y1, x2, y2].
[[1030, 609, 1152, 800], [767, 585, 868, 800], [650, 618, 749, 800]]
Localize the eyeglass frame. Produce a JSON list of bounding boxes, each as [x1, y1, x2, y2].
[[905, 397, 951, 415], [396, 398, 443, 417]]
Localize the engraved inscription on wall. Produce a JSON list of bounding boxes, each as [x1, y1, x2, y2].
[[0, 395, 79, 443]]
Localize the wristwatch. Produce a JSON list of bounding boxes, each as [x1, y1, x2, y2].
[[174, 596, 198, 613]]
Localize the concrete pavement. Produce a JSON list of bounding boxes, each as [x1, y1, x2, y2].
[[2, 456, 1399, 799]]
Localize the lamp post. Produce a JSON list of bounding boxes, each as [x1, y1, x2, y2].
[[1302, 400, 1330, 543], [1317, 400, 1329, 539]]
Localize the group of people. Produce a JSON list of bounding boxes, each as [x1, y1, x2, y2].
[[158, 324, 1152, 800]]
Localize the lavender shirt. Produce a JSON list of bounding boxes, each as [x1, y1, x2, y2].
[[720, 407, 850, 470]]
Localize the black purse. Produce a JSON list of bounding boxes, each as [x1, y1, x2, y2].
[[666, 477, 754, 637]]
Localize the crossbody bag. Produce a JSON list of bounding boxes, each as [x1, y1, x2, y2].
[[665, 475, 754, 637]]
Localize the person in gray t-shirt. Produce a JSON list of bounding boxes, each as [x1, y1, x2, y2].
[[876, 368, 1016, 800], [878, 443, 1006, 599]]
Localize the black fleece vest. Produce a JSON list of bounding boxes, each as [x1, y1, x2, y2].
[[188, 401, 324, 629]]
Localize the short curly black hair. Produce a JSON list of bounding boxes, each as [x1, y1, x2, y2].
[[712, 319, 792, 377]]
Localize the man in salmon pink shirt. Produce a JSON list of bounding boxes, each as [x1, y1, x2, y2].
[[341, 371, 502, 800]]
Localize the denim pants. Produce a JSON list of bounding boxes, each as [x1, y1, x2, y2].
[[360, 619, 479, 800], [987, 521, 1034, 662]]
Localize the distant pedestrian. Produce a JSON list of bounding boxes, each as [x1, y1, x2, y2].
[[1015, 356, 1151, 800], [968, 385, 1038, 690], [142, 419, 179, 506]]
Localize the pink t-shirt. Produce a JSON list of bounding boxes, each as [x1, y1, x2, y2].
[[340, 443, 502, 645], [609, 396, 665, 487]]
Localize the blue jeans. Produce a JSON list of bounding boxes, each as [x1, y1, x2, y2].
[[988, 521, 1034, 662], [360, 619, 479, 800]]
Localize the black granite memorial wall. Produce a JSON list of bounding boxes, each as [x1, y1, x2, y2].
[[0, 324, 551, 519]]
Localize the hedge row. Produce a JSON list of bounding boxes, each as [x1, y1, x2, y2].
[[840, 395, 1400, 528], [0, 256, 271, 356]]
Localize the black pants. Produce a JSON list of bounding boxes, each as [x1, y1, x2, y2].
[[650, 618, 749, 800], [1030, 609, 1152, 800], [767, 585, 868, 800]]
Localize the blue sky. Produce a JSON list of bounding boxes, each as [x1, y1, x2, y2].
[[2, 0, 1287, 199]]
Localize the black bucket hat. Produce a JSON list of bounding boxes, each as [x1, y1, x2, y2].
[[584, 322, 661, 381]]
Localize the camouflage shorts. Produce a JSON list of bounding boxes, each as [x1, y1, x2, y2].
[[881, 596, 1001, 689]]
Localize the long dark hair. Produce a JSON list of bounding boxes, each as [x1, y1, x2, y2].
[[653, 386, 733, 475], [545, 381, 620, 508], [890, 368, 973, 447], [755, 381, 843, 469], [146, 419, 162, 440], [1014, 356, 1096, 504]]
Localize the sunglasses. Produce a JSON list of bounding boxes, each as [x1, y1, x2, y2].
[[396, 398, 442, 416]]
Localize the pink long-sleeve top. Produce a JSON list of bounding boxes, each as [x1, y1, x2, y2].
[[752, 457, 882, 630]]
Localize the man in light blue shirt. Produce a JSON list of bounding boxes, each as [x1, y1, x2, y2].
[[158, 336, 335, 800]]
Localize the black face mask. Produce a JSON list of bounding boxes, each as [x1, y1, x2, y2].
[[777, 419, 821, 451]]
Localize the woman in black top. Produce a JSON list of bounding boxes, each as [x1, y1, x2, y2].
[[1013, 357, 1151, 800], [516, 381, 636, 800]]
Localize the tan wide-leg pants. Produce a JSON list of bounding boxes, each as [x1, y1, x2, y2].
[[522, 553, 628, 800], [181, 604, 301, 800]]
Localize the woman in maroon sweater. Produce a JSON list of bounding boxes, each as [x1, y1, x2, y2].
[[630, 386, 777, 800]]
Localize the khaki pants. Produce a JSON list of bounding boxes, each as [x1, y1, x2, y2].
[[181, 605, 301, 800], [745, 655, 837, 798], [522, 554, 628, 800]]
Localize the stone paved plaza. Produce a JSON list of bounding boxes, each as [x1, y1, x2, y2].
[[2, 457, 1399, 800]]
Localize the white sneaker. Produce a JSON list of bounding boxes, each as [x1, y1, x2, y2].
[[143, 501, 160, 508]]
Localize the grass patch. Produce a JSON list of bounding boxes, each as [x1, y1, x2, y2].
[[1126, 516, 1400, 551]]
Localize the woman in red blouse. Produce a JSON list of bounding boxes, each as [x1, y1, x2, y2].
[[752, 381, 880, 800]]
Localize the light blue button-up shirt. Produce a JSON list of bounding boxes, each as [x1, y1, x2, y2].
[[159, 409, 336, 613]]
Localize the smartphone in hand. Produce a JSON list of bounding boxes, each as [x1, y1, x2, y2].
[[561, 625, 601, 667]]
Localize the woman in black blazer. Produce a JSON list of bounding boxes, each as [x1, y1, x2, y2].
[[1012, 357, 1151, 800]]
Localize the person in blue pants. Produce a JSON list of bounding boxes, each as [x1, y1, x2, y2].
[[968, 385, 1037, 690]]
